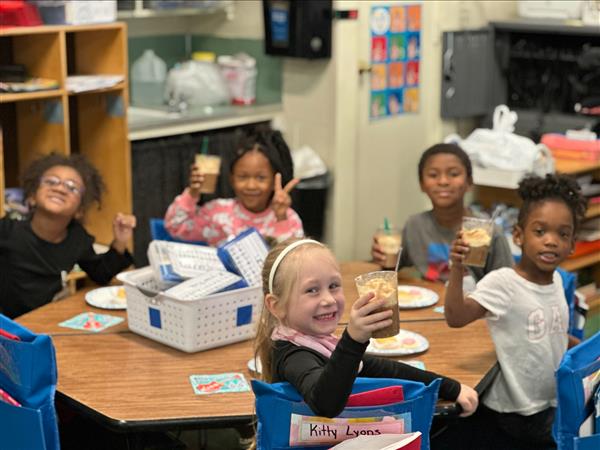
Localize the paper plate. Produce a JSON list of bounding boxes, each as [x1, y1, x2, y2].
[[247, 357, 263, 375], [366, 329, 429, 357], [396, 285, 439, 309], [85, 286, 127, 310]]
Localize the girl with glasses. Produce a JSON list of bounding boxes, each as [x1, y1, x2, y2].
[[0, 153, 136, 318]]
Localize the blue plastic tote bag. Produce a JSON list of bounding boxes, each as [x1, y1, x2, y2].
[[553, 331, 600, 450], [252, 377, 440, 450], [0, 314, 59, 450]]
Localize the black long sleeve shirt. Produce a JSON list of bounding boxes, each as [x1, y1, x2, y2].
[[0, 218, 133, 318], [272, 329, 461, 418]]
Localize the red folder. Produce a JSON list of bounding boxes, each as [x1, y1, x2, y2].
[[346, 385, 404, 407]]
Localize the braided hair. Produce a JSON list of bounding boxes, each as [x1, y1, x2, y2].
[[230, 126, 295, 186], [517, 174, 587, 232]]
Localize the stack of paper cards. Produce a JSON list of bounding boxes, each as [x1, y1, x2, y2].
[[148, 241, 226, 283], [164, 271, 247, 301], [189, 373, 251, 395], [59, 312, 124, 332], [218, 228, 269, 287]]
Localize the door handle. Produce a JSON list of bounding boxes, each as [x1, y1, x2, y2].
[[358, 61, 372, 75]]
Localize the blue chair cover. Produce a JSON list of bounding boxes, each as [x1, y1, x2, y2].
[[553, 331, 600, 450], [0, 314, 59, 450], [252, 377, 440, 450], [149, 218, 206, 245], [557, 268, 581, 339]]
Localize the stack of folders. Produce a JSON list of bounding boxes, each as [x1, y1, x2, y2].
[[147, 228, 269, 300]]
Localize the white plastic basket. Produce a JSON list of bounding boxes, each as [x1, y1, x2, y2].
[[119, 267, 263, 353]]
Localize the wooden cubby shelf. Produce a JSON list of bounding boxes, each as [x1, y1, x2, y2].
[[1, 89, 65, 103], [0, 23, 131, 246]]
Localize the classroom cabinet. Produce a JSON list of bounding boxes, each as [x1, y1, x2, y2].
[[441, 19, 599, 140], [0, 23, 131, 245], [442, 19, 600, 284]]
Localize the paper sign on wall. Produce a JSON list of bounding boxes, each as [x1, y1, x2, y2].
[[370, 3, 421, 119]]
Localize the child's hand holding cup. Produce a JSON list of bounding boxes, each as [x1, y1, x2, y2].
[[354, 271, 399, 338], [461, 216, 494, 268], [193, 154, 221, 195], [375, 226, 402, 269]]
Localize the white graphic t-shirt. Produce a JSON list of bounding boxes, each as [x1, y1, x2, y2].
[[470, 268, 568, 415]]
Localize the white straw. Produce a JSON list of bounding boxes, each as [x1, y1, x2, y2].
[[394, 246, 403, 273]]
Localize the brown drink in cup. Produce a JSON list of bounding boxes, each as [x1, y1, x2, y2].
[[355, 271, 399, 338], [195, 154, 221, 194], [461, 216, 494, 268], [375, 227, 402, 269]]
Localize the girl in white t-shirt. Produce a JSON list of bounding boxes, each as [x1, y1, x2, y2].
[[443, 173, 587, 449]]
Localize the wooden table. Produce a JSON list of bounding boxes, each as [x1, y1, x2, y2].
[[50, 319, 495, 431], [52, 333, 255, 430], [16, 287, 129, 335], [15, 262, 492, 433]]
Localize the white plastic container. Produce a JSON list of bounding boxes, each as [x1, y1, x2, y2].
[[218, 53, 257, 105], [131, 49, 167, 107], [119, 267, 263, 353], [35, 1, 116, 25]]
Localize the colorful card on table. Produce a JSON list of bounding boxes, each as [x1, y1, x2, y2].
[[189, 373, 251, 395], [433, 306, 445, 314], [59, 312, 124, 332]]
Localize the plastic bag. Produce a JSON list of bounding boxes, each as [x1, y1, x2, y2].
[[218, 53, 257, 105], [445, 105, 554, 176], [164, 60, 230, 107]]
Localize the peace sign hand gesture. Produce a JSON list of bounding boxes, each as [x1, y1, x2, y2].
[[271, 173, 299, 221]]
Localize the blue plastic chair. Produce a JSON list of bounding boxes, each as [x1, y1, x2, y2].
[[0, 315, 60, 450], [149, 218, 206, 245], [553, 331, 600, 450]]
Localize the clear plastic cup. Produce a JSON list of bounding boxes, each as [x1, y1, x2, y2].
[[354, 271, 399, 338], [461, 216, 494, 268], [195, 154, 221, 194], [375, 227, 402, 269]]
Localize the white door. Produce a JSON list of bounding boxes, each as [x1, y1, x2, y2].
[[352, 0, 438, 260]]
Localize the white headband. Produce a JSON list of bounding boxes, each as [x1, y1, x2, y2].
[[268, 239, 323, 294]]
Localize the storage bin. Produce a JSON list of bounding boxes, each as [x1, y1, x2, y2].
[[119, 267, 263, 353], [35, 1, 116, 25]]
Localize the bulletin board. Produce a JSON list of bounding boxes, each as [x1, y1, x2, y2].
[[370, 3, 421, 119]]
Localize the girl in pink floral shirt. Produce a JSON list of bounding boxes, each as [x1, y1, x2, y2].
[[164, 130, 304, 247]]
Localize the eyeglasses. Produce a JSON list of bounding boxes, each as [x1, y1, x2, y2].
[[40, 175, 85, 197]]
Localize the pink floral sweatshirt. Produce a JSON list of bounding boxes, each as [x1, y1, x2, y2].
[[164, 190, 304, 246]]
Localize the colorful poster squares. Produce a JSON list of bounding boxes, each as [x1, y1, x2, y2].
[[370, 4, 421, 118]]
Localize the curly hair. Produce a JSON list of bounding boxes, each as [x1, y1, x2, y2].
[[418, 143, 473, 183], [517, 173, 588, 232], [22, 153, 105, 212], [230, 126, 295, 187]]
